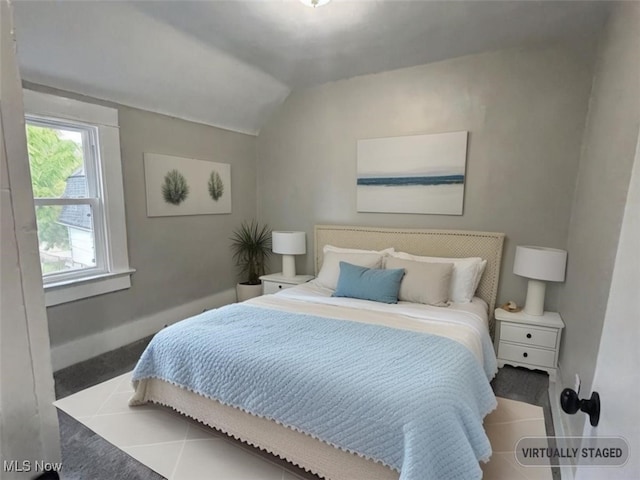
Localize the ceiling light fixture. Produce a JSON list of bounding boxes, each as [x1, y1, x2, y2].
[[299, 0, 331, 8]]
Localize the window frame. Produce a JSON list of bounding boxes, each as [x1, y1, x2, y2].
[[23, 90, 134, 307], [27, 116, 107, 283]]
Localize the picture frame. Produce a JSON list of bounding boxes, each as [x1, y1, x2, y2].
[[357, 131, 468, 215], [144, 153, 231, 217]]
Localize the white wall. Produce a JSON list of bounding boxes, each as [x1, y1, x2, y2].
[[558, 1, 640, 437], [576, 114, 640, 480], [23, 84, 258, 352], [69, 228, 95, 268], [1, 1, 61, 475], [257, 42, 595, 308]]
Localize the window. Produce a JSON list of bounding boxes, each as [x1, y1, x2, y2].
[[27, 118, 103, 279], [23, 90, 133, 306]]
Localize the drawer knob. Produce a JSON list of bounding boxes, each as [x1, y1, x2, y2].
[[278, 285, 282, 289], [523, 352, 528, 358], [526, 333, 532, 339]]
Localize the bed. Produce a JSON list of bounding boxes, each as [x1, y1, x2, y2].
[[130, 225, 505, 480]]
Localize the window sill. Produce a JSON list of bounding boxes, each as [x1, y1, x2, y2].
[[44, 269, 136, 307]]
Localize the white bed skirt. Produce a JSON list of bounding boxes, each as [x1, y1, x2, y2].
[[132, 377, 398, 480]]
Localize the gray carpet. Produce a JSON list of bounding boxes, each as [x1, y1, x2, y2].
[[54, 336, 164, 480], [54, 336, 558, 480]]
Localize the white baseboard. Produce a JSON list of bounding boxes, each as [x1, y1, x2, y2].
[[51, 288, 237, 371]]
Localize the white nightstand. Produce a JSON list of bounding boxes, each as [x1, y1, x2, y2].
[[260, 273, 314, 295], [494, 308, 564, 382]]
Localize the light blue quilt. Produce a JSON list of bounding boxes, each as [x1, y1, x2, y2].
[[132, 303, 497, 479]]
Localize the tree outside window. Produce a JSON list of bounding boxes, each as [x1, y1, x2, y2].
[[26, 120, 100, 277]]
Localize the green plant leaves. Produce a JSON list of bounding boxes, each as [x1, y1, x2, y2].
[[208, 170, 224, 201], [161, 169, 225, 206], [230, 221, 272, 285], [162, 169, 189, 205], [26, 124, 83, 250]]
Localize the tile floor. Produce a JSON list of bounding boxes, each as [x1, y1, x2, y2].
[[482, 398, 551, 480], [54, 371, 551, 480]]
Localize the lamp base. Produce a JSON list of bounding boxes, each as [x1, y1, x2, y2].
[[524, 279, 546, 316], [282, 255, 296, 278]]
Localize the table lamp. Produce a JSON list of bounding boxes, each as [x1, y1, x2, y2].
[[272, 231, 306, 278], [513, 245, 567, 316]]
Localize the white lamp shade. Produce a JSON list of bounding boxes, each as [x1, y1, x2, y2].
[[272, 231, 306, 255], [513, 246, 567, 282]]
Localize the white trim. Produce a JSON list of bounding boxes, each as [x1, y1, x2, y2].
[[98, 123, 129, 273], [34, 197, 98, 206], [44, 269, 135, 307], [50, 288, 237, 371], [2, 2, 61, 462], [23, 89, 132, 304], [548, 365, 575, 480], [22, 90, 118, 127]]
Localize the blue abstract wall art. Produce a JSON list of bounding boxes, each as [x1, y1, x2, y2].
[[357, 131, 468, 215]]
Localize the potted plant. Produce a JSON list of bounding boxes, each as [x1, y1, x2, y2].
[[230, 220, 272, 302]]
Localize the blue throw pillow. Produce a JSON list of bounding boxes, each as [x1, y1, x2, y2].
[[333, 261, 405, 304]]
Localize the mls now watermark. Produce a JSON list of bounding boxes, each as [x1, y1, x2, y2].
[[515, 436, 629, 467], [3, 460, 63, 473]]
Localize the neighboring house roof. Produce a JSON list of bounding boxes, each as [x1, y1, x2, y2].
[[58, 169, 92, 231]]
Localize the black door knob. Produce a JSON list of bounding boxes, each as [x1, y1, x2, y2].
[[560, 388, 600, 426], [526, 333, 532, 339], [523, 352, 528, 358]]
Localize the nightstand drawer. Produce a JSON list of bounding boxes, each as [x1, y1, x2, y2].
[[260, 274, 314, 295], [263, 281, 293, 295], [498, 342, 556, 368], [500, 323, 557, 348]]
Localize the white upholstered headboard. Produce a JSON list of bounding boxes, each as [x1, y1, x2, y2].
[[314, 225, 505, 333]]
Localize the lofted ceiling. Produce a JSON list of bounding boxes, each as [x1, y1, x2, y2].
[[13, 1, 611, 135]]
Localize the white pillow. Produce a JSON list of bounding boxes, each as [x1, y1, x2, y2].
[[323, 244, 395, 255], [315, 251, 387, 290], [389, 252, 484, 303], [473, 260, 488, 294]]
